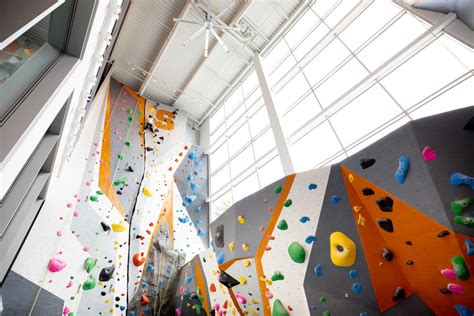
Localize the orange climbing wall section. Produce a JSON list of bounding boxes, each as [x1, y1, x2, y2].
[[195, 259, 210, 314], [341, 165, 474, 315]]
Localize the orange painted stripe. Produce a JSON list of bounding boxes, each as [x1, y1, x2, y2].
[[194, 259, 210, 314], [228, 287, 244, 316], [255, 174, 295, 316]]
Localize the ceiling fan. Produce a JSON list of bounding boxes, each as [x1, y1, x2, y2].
[[173, 0, 241, 57]]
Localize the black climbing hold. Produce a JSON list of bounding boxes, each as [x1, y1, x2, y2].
[[116, 191, 122, 195], [382, 248, 394, 261], [159, 136, 164, 140], [406, 260, 414, 265], [189, 293, 198, 300], [362, 187, 375, 196], [210, 309, 216, 316], [376, 197, 393, 212], [136, 235, 143, 239], [99, 266, 115, 282], [360, 158, 376, 169], [218, 270, 240, 288], [377, 218, 394, 233], [101, 222, 111, 232], [127, 166, 134, 172], [392, 287, 405, 302], [439, 288, 452, 294], [463, 116, 474, 130], [405, 241, 412, 245], [437, 230, 450, 238], [215, 224, 224, 248], [146, 147, 153, 152]]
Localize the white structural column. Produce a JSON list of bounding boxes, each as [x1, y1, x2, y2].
[[253, 54, 295, 175]]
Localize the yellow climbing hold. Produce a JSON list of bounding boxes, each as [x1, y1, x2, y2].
[[228, 242, 235, 252], [330, 232, 356, 267], [237, 215, 246, 224], [243, 259, 251, 267], [266, 278, 272, 286], [143, 187, 153, 197], [353, 206, 362, 212], [148, 107, 155, 113], [111, 222, 126, 232], [357, 214, 365, 226], [348, 174, 354, 183], [242, 243, 249, 251], [250, 309, 258, 314], [239, 275, 247, 285]]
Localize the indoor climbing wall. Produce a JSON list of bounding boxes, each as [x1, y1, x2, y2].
[[178, 106, 473, 316]]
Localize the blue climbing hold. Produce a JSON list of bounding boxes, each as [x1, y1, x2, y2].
[[331, 195, 342, 204], [194, 160, 203, 167], [178, 216, 190, 224], [120, 306, 126, 311], [305, 236, 316, 244], [217, 251, 225, 264], [394, 155, 410, 184], [190, 181, 200, 191], [130, 312, 135, 316], [314, 264, 323, 277], [184, 195, 197, 203], [349, 269, 358, 279], [308, 183, 317, 190], [359, 313, 368, 316], [197, 229, 205, 237], [310, 304, 317, 310], [451, 173, 474, 190], [188, 153, 196, 160], [465, 239, 474, 256], [186, 277, 193, 283], [454, 304, 474, 316], [187, 174, 193, 181], [352, 282, 361, 295], [299, 216, 310, 223], [195, 206, 202, 213]]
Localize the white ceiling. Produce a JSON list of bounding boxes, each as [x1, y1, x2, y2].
[[111, 0, 305, 121]]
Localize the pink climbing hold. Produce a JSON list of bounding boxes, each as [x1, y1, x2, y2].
[[66, 280, 73, 288], [422, 146, 437, 161], [63, 306, 70, 315], [56, 231, 62, 237], [179, 286, 184, 295], [265, 289, 273, 299], [48, 258, 67, 272], [83, 246, 89, 252], [175, 308, 181, 316], [235, 293, 247, 304], [447, 283, 463, 294], [73, 211, 79, 217], [66, 203, 73, 208], [441, 268, 456, 280]]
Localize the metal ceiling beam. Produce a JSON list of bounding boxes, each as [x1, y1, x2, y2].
[[138, 0, 192, 96]]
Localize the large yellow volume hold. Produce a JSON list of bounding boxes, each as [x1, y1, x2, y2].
[[330, 231, 356, 267]]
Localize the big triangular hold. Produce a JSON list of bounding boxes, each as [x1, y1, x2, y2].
[[463, 116, 474, 131], [341, 165, 474, 315], [218, 270, 240, 288]]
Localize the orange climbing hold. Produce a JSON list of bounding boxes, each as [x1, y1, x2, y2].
[[133, 253, 146, 266], [210, 283, 216, 292]]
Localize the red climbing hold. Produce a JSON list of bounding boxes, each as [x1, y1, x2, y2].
[[140, 294, 150, 305], [133, 253, 146, 266], [210, 283, 216, 292]]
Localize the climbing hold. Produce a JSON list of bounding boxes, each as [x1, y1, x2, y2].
[[140, 294, 150, 305], [216, 251, 225, 265], [439, 288, 452, 294], [314, 264, 323, 277], [48, 258, 67, 272], [351, 282, 361, 295], [243, 259, 251, 267], [272, 299, 289, 316], [330, 232, 356, 267], [357, 214, 365, 226], [214, 224, 224, 248], [218, 270, 240, 288], [288, 241, 306, 263], [451, 198, 474, 215], [133, 253, 145, 266], [447, 283, 464, 295], [362, 187, 374, 196], [353, 206, 362, 212], [320, 296, 327, 302], [454, 304, 474, 316], [271, 271, 285, 281], [455, 215, 474, 227], [237, 215, 246, 224], [235, 293, 247, 305], [437, 230, 450, 238], [406, 260, 414, 265], [330, 195, 342, 204], [305, 235, 316, 244], [124, 140, 131, 148], [239, 275, 247, 285], [117, 153, 125, 160], [89, 195, 98, 202], [284, 199, 292, 207], [360, 158, 376, 169], [382, 248, 394, 261], [242, 243, 249, 251], [100, 222, 110, 232], [348, 174, 354, 182], [451, 256, 470, 280], [99, 266, 115, 282], [441, 268, 457, 280], [349, 269, 358, 279], [143, 187, 153, 197], [228, 242, 235, 252], [450, 173, 474, 189], [308, 183, 317, 190], [111, 222, 126, 232], [299, 216, 310, 223], [210, 283, 216, 292], [376, 197, 393, 212], [275, 185, 282, 194], [83, 257, 97, 273], [422, 147, 437, 161], [127, 165, 134, 172], [83, 275, 96, 290], [392, 287, 405, 302], [277, 219, 288, 230], [465, 239, 474, 256], [394, 156, 410, 184]]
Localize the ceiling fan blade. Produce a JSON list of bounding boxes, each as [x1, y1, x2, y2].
[[210, 28, 229, 53], [213, 23, 241, 32], [190, 1, 206, 20], [207, 0, 211, 20], [183, 27, 205, 46], [215, 2, 233, 19], [204, 29, 210, 57], [173, 18, 202, 26]]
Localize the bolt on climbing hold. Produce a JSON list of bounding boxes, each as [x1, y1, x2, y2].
[[99, 266, 115, 282], [451, 198, 474, 215], [277, 219, 288, 230], [237, 215, 246, 224], [83, 275, 96, 290], [271, 271, 285, 281], [330, 232, 356, 267], [83, 257, 97, 273], [272, 299, 289, 316], [394, 156, 410, 184], [275, 185, 282, 194], [376, 197, 394, 212], [465, 239, 474, 256], [454, 215, 474, 227], [451, 256, 470, 280], [48, 258, 67, 273], [360, 158, 376, 169], [382, 248, 394, 261], [450, 172, 474, 190], [288, 241, 306, 263], [422, 146, 437, 161], [392, 287, 405, 302]]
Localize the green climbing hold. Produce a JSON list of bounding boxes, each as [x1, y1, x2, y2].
[[322, 311, 330, 316], [83, 275, 96, 290], [96, 190, 103, 195], [272, 299, 289, 316], [137, 110, 143, 115], [128, 116, 134, 123], [284, 199, 292, 207], [454, 215, 474, 227], [451, 256, 470, 280], [124, 140, 132, 148], [277, 219, 288, 230], [275, 185, 282, 194], [194, 304, 203, 315], [84, 257, 97, 273], [68, 313, 74, 316], [320, 296, 327, 302], [118, 153, 125, 160], [451, 198, 474, 215], [288, 241, 306, 263], [89, 195, 98, 202], [126, 109, 133, 115], [196, 288, 205, 303], [271, 271, 285, 281]]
